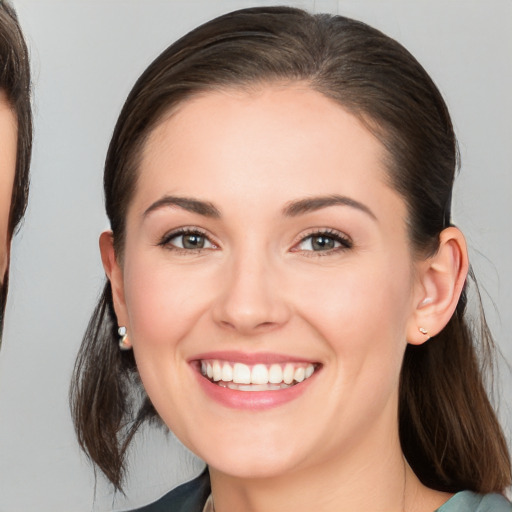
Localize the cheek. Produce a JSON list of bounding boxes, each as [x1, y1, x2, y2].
[[292, 262, 413, 439], [294, 257, 413, 378], [122, 255, 216, 350]]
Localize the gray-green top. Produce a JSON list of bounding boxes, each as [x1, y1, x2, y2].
[[437, 491, 512, 511]]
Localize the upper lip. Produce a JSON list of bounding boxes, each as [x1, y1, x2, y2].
[[189, 351, 318, 365]]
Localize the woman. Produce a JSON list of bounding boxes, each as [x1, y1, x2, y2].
[[71, 7, 512, 511], [0, 1, 32, 339]]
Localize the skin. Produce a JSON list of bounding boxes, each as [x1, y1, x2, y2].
[[0, 92, 17, 288], [102, 85, 468, 512]]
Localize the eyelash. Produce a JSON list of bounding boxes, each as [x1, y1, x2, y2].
[[158, 227, 353, 255]]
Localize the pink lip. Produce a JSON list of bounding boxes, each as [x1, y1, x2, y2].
[[189, 352, 320, 410], [194, 372, 315, 410]]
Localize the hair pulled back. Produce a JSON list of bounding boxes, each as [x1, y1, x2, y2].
[[70, 6, 511, 492], [0, 1, 33, 337]]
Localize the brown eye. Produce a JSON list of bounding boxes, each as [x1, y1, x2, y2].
[[296, 231, 352, 252], [181, 233, 206, 249], [163, 230, 214, 250], [310, 235, 336, 251]]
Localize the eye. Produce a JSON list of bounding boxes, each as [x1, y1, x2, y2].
[[294, 230, 352, 253], [159, 228, 216, 251]]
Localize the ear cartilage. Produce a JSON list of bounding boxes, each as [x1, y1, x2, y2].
[[420, 297, 433, 306], [419, 327, 428, 335]]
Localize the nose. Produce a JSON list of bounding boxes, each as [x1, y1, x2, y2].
[[211, 250, 291, 335]]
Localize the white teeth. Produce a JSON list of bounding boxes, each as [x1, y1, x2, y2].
[[225, 382, 288, 391], [294, 367, 305, 383], [201, 360, 317, 388], [251, 364, 269, 384], [268, 364, 283, 384], [212, 360, 222, 382], [233, 363, 251, 384], [283, 363, 294, 384], [221, 362, 233, 382], [217, 381, 293, 391]]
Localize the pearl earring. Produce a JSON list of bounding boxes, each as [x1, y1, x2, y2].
[[118, 326, 132, 351]]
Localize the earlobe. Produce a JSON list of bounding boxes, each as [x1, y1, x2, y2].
[[99, 230, 128, 325], [407, 227, 469, 345]]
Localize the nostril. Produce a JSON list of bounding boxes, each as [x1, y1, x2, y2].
[[219, 320, 277, 332], [220, 320, 236, 330], [256, 321, 277, 330]]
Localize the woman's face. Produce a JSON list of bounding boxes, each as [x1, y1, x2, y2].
[[0, 93, 17, 286], [109, 85, 427, 479]]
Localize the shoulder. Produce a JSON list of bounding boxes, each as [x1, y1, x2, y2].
[[128, 469, 211, 512], [437, 491, 512, 512]]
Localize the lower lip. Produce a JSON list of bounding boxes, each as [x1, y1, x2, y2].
[[193, 366, 317, 410]]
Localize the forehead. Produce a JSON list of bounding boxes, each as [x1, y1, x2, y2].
[[146, 84, 380, 160], [134, 85, 402, 220]]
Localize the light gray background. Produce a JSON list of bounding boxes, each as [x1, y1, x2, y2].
[[0, 1, 510, 510]]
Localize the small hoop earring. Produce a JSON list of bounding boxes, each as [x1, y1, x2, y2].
[[418, 327, 428, 336], [118, 326, 132, 351]]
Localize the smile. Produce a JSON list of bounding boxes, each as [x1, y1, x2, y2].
[[200, 360, 317, 391]]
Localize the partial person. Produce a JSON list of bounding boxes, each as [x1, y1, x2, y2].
[[71, 7, 512, 511], [0, 1, 32, 339]]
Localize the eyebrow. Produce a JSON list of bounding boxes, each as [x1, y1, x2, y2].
[[282, 195, 377, 221], [144, 195, 221, 218], [143, 193, 376, 221]]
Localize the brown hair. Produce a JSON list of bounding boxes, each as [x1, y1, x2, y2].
[[70, 6, 511, 492], [0, 0, 32, 337]]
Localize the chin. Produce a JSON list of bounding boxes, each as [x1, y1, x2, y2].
[[207, 454, 298, 480], [187, 427, 306, 480]]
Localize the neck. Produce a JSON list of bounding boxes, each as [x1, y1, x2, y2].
[[209, 455, 450, 512]]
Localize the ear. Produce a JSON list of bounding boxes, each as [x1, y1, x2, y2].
[[99, 230, 129, 329], [407, 227, 469, 345], [0, 244, 10, 283]]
